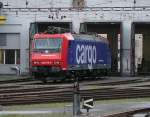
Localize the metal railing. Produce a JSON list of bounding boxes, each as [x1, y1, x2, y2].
[[2, 6, 150, 13]]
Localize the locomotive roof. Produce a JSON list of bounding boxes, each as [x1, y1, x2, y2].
[[72, 33, 109, 44], [33, 33, 109, 44]]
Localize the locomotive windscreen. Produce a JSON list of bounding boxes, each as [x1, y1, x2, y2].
[[33, 38, 62, 53]]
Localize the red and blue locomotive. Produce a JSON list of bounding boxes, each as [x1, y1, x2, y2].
[[30, 33, 111, 82]]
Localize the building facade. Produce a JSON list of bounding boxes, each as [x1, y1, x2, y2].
[[0, 0, 150, 75]]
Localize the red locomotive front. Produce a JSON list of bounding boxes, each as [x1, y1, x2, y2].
[[30, 33, 69, 81]]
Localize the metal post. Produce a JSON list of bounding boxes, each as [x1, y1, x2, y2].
[[73, 73, 80, 115]]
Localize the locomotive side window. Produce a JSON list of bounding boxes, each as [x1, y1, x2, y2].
[[33, 38, 62, 53]]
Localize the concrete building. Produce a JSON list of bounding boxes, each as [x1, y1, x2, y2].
[[0, 0, 150, 76]]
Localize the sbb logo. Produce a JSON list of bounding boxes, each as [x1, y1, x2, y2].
[[76, 44, 97, 69]]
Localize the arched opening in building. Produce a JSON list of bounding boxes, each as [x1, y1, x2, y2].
[[132, 22, 150, 75], [80, 22, 121, 75]]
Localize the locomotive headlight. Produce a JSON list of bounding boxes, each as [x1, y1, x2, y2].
[[34, 61, 39, 64], [45, 50, 49, 53]]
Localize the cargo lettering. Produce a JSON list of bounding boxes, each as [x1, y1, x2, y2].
[[76, 44, 97, 69]]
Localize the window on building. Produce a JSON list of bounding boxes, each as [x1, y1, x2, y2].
[[0, 49, 20, 64], [0, 34, 6, 46], [5, 50, 15, 64]]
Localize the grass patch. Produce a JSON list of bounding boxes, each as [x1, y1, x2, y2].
[[5, 98, 150, 111], [83, 85, 109, 90], [0, 75, 30, 81], [2, 97, 150, 117], [5, 102, 71, 111]]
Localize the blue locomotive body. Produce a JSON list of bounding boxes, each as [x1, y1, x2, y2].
[[67, 35, 111, 72]]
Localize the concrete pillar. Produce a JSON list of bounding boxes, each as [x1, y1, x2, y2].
[[20, 20, 30, 75], [120, 21, 132, 76], [72, 20, 80, 33], [72, 13, 81, 33]]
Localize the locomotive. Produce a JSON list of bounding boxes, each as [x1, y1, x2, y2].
[[30, 32, 111, 82]]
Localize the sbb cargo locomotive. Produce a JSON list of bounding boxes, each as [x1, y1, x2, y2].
[[30, 33, 111, 82]]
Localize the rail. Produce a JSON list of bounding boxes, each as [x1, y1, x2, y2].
[[102, 107, 150, 117]]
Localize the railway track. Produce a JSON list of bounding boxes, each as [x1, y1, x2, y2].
[[0, 77, 34, 84], [1, 88, 150, 105], [0, 77, 150, 105]]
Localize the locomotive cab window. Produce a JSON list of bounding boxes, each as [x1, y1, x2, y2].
[[33, 38, 62, 53]]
